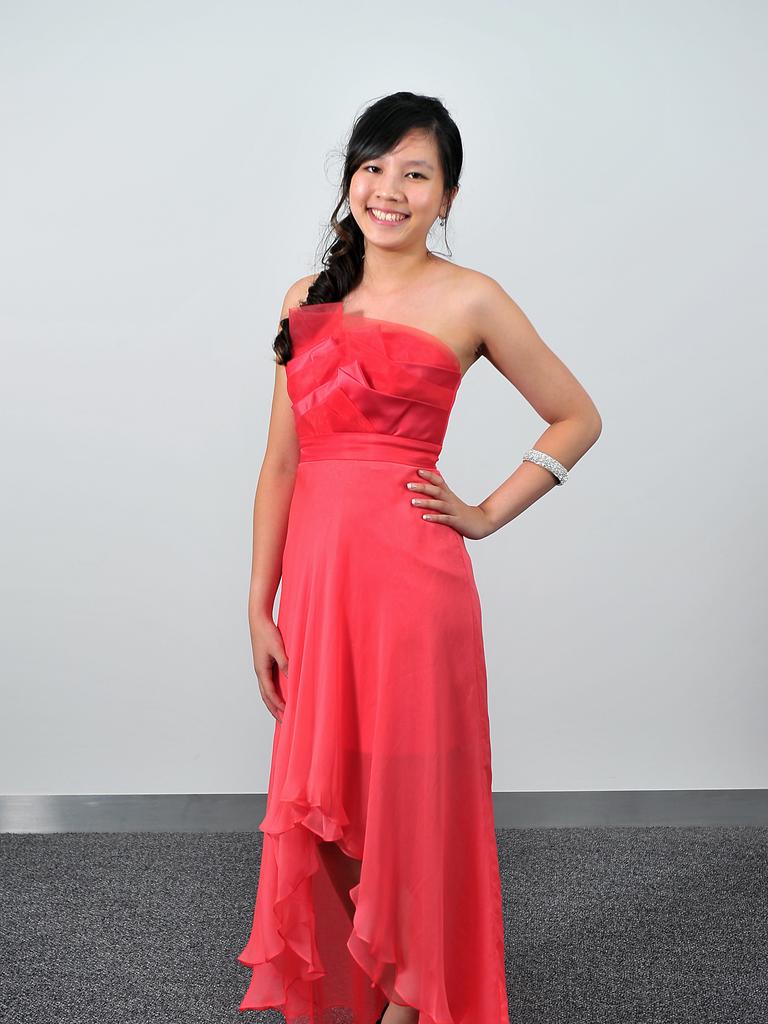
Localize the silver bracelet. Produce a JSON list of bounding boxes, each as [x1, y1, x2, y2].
[[522, 448, 568, 485]]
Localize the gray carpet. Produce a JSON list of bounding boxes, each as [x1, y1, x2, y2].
[[1, 827, 766, 1023]]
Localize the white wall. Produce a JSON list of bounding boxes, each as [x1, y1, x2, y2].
[[2, 0, 765, 795]]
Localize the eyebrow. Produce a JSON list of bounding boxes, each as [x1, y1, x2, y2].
[[369, 157, 435, 171]]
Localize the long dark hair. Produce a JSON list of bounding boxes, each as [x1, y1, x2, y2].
[[274, 91, 463, 365]]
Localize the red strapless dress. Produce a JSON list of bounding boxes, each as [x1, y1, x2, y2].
[[237, 301, 509, 1024]]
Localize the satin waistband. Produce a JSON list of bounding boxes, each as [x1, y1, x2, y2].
[[299, 432, 441, 468]]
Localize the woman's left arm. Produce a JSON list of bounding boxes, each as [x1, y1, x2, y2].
[[471, 274, 602, 533], [407, 275, 602, 539]]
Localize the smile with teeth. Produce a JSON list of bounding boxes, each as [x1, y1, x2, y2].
[[368, 207, 409, 223]]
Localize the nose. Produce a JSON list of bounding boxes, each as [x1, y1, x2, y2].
[[375, 174, 404, 200]]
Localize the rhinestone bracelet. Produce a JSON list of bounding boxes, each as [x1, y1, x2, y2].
[[521, 448, 569, 485]]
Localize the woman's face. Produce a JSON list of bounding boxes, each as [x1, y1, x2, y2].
[[348, 130, 452, 251]]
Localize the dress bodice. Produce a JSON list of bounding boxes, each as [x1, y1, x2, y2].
[[286, 302, 461, 450]]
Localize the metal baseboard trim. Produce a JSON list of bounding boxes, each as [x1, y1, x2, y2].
[[1, 790, 766, 832]]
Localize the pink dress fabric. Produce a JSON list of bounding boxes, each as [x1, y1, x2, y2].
[[237, 301, 509, 1024]]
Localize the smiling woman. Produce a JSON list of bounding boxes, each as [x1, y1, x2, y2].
[[348, 143, 455, 255], [238, 90, 600, 1024]]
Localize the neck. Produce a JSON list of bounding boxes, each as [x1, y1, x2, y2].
[[360, 246, 436, 297]]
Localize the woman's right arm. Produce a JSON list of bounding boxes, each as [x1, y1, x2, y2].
[[248, 276, 315, 723]]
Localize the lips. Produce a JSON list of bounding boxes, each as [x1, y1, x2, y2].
[[367, 207, 410, 224]]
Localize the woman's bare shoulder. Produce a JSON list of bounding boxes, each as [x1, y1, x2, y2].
[[439, 261, 505, 303], [431, 259, 504, 313], [277, 273, 321, 326], [287, 273, 321, 308], [430, 260, 509, 350]]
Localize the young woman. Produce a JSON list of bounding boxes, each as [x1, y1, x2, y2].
[[237, 91, 602, 1024]]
